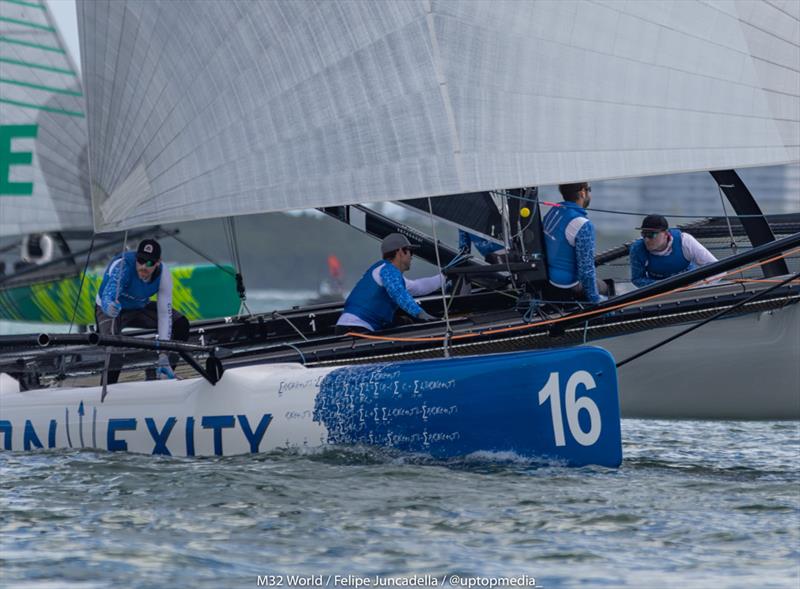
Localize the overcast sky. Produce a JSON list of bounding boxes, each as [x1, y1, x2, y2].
[[48, 0, 80, 73]]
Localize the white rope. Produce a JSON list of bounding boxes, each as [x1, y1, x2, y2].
[[426, 197, 452, 358]]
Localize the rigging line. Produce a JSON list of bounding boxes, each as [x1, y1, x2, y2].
[[702, 246, 800, 285], [427, 197, 452, 358], [503, 192, 777, 220], [271, 311, 309, 342], [232, 219, 252, 316], [283, 343, 306, 365], [441, 251, 469, 270], [229, 217, 242, 268], [616, 270, 800, 369], [717, 184, 738, 255], [499, 194, 518, 290], [224, 216, 252, 317], [67, 234, 96, 335], [504, 188, 537, 244], [731, 277, 800, 285], [346, 247, 800, 343], [509, 209, 536, 242], [101, 231, 128, 403], [168, 233, 235, 275]]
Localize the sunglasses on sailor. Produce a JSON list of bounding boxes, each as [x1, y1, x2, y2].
[[136, 256, 157, 267], [641, 231, 660, 239], [401, 247, 413, 255]]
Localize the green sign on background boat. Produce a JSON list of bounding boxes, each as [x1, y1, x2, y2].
[[0, 265, 240, 324]]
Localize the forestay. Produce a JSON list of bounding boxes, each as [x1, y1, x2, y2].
[[0, 0, 92, 237], [77, 0, 800, 232]]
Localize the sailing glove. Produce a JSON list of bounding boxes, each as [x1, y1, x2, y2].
[[417, 310, 438, 322], [157, 353, 176, 380], [104, 301, 121, 318]]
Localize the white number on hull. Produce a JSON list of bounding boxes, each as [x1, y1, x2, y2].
[[538, 371, 601, 447]]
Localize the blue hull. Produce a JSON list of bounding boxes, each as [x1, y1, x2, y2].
[[316, 347, 622, 467]]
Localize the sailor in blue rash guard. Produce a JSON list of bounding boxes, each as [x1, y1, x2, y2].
[[335, 233, 444, 335], [542, 182, 609, 303], [629, 214, 718, 287], [95, 239, 190, 384]]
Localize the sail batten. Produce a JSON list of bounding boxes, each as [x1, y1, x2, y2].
[[77, 0, 799, 232]]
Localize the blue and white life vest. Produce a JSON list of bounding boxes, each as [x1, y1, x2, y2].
[[640, 229, 692, 279], [97, 251, 163, 310], [342, 260, 398, 331], [542, 201, 588, 286]]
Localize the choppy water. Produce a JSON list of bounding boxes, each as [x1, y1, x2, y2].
[[1, 420, 798, 589]]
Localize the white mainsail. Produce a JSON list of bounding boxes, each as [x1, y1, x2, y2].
[[77, 0, 800, 233], [0, 0, 91, 237]]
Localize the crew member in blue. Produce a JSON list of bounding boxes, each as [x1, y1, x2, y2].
[[542, 182, 608, 303], [458, 230, 506, 263], [95, 239, 190, 384], [629, 214, 718, 287], [335, 233, 444, 335]]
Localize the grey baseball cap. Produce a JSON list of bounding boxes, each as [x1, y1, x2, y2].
[[380, 233, 421, 255]]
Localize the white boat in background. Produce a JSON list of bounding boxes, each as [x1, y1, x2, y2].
[[1, 0, 799, 463]]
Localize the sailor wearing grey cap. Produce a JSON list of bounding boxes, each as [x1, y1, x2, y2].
[[629, 215, 718, 287], [335, 233, 444, 334]]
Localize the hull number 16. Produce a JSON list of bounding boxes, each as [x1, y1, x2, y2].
[[538, 371, 601, 447]]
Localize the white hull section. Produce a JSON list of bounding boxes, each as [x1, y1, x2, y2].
[[1, 364, 333, 456]]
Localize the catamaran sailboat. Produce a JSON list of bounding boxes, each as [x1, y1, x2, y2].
[[1, 1, 798, 462]]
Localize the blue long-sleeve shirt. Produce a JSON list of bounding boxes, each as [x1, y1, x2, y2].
[[337, 261, 444, 331], [96, 252, 174, 340], [380, 262, 424, 317], [574, 223, 601, 302]]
